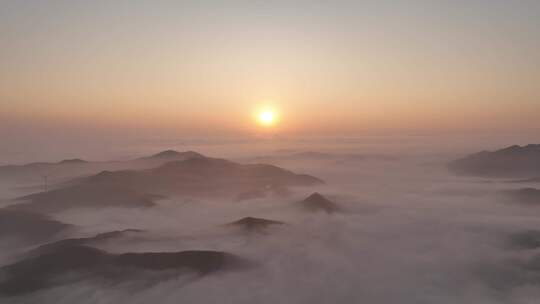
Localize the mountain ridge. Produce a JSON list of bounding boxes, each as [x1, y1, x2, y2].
[[448, 144, 540, 178]]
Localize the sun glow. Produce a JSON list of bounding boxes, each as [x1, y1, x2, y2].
[[257, 109, 277, 127]]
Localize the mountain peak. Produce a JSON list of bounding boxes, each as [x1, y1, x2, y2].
[[299, 192, 340, 213], [449, 143, 540, 178], [145, 150, 205, 160], [58, 158, 87, 164], [231, 216, 283, 226], [498, 144, 540, 154], [306, 192, 325, 200], [227, 216, 284, 232]]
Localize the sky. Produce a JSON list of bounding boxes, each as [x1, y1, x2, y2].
[[1, 0, 539, 141]]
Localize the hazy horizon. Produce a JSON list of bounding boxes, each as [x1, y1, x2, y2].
[[2, 0, 540, 142]]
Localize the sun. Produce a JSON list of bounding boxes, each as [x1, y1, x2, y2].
[[257, 109, 277, 127]]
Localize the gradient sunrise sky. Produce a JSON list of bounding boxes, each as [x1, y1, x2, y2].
[[1, 0, 539, 138]]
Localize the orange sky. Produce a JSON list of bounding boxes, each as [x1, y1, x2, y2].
[[1, 1, 539, 137]]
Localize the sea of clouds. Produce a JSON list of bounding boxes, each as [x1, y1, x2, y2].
[[1, 136, 540, 303]]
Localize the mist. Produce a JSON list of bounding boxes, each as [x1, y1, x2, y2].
[[1, 136, 540, 303]]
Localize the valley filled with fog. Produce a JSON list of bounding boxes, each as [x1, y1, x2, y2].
[[1, 137, 540, 304]]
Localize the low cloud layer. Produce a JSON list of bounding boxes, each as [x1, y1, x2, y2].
[[1, 141, 540, 303]]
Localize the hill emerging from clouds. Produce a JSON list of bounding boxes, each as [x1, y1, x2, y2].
[[8, 153, 323, 213], [448, 144, 540, 178], [0, 245, 248, 296], [0, 150, 207, 185], [298, 192, 341, 214]]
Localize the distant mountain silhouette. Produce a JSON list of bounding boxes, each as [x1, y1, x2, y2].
[[0, 150, 206, 185], [58, 159, 88, 164], [0, 245, 247, 296], [0, 209, 71, 242], [9, 184, 163, 213], [141, 150, 205, 160], [298, 193, 341, 213], [449, 144, 540, 178], [504, 188, 540, 205], [28, 229, 144, 257], [7, 156, 323, 213], [98, 157, 323, 197], [226, 217, 284, 233]]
